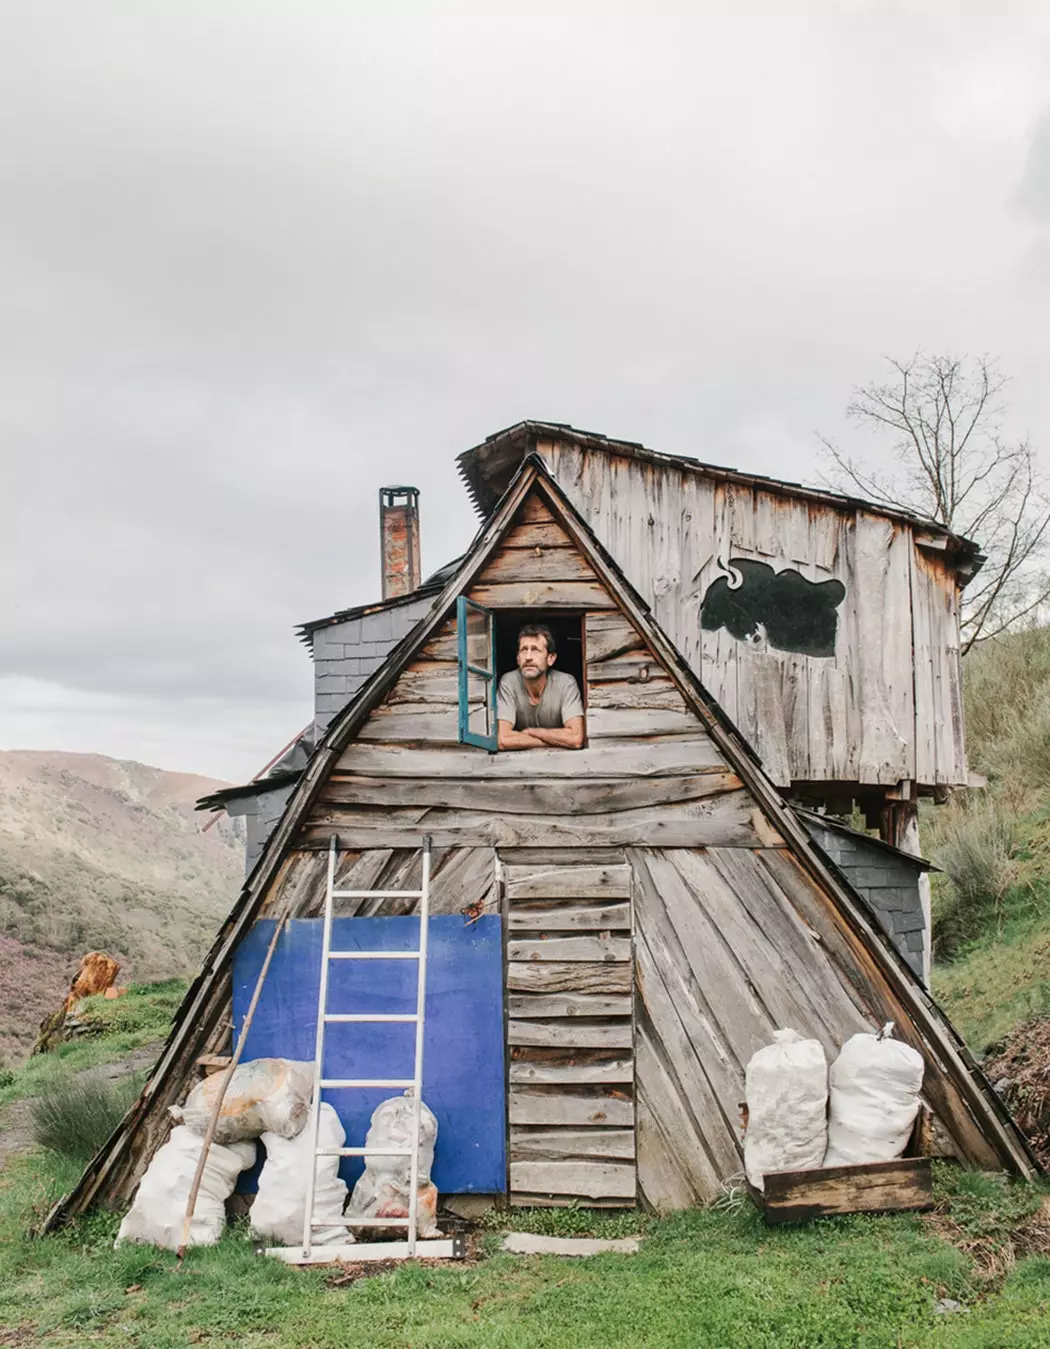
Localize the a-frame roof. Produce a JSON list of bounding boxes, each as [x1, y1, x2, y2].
[[47, 456, 1034, 1227]]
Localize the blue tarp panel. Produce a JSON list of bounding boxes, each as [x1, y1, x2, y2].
[[231, 915, 506, 1194]]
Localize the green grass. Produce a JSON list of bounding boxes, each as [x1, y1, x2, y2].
[[2, 1151, 1048, 1348], [0, 978, 186, 1109]]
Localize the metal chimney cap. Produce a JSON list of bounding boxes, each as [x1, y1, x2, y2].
[[379, 486, 420, 506]]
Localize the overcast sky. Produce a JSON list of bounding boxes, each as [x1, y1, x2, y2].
[[4, 1, 1050, 783]]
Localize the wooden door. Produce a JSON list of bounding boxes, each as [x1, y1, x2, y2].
[[501, 849, 636, 1205]]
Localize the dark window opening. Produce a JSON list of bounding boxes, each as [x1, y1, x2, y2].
[[493, 609, 585, 692]]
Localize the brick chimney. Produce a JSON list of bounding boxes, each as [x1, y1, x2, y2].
[[379, 486, 421, 599]]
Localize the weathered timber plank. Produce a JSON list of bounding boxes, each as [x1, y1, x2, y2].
[[509, 1057, 633, 1085], [333, 738, 727, 778], [587, 707, 701, 739], [635, 1041, 723, 1210], [508, 992, 633, 1017], [301, 791, 759, 849], [510, 1194, 631, 1209], [385, 666, 460, 706], [356, 705, 459, 743], [504, 863, 632, 900], [467, 581, 616, 609], [506, 962, 633, 994], [474, 546, 597, 585], [318, 775, 741, 819], [585, 612, 647, 663], [507, 902, 632, 932], [510, 1161, 636, 1199], [508, 936, 632, 963], [508, 1019, 634, 1048], [510, 1129, 636, 1162], [501, 520, 575, 549], [586, 682, 688, 712], [518, 495, 556, 524], [509, 1086, 635, 1127], [587, 652, 666, 684], [498, 847, 626, 866], [758, 1157, 933, 1223]]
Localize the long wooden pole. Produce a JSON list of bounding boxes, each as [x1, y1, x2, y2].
[[176, 908, 290, 1262]]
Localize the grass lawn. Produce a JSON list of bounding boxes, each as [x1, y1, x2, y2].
[[2, 1149, 1049, 1349]]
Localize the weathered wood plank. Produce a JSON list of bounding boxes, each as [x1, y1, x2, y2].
[[356, 705, 460, 743], [474, 546, 597, 585], [508, 936, 632, 963], [385, 666, 460, 706], [518, 495, 556, 524], [507, 902, 632, 932], [303, 791, 759, 849], [585, 612, 647, 663], [504, 864, 632, 900], [587, 652, 665, 684], [757, 1157, 933, 1223], [586, 707, 701, 738], [508, 1019, 633, 1048], [467, 581, 617, 609], [319, 775, 741, 819], [510, 1161, 636, 1199], [509, 1056, 633, 1085], [509, 1086, 635, 1127], [510, 1129, 636, 1161], [506, 962, 633, 994], [586, 682, 688, 712], [501, 520, 575, 549], [508, 992, 633, 1017], [333, 738, 727, 779], [499, 847, 626, 866]]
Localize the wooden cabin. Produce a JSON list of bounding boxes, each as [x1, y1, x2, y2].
[[49, 456, 1033, 1226]]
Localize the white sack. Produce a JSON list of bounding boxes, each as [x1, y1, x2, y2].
[[250, 1102, 350, 1247], [347, 1090, 441, 1239], [116, 1126, 255, 1250], [744, 1028, 828, 1190], [171, 1058, 313, 1144], [824, 1023, 924, 1167]]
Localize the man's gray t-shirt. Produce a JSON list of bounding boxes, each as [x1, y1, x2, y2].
[[497, 669, 584, 730]]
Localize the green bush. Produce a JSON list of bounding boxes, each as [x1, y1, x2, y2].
[[30, 1068, 142, 1162], [933, 803, 1019, 960]]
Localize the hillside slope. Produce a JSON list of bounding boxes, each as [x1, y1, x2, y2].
[[0, 751, 244, 1059], [928, 627, 1050, 1053]]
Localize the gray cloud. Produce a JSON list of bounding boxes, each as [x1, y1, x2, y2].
[[4, 1, 1050, 779]]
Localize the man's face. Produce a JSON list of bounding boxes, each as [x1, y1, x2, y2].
[[517, 634, 555, 679]]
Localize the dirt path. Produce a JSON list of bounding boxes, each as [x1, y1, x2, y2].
[[0, 1041, 164, 1173]]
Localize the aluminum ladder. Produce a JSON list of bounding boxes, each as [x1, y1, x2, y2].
[[267, 833, 461, 1264]]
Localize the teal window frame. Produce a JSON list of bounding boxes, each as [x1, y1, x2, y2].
[[457, 595, 499, 751]]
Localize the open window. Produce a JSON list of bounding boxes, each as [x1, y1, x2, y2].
[[456, 596, 498, 750], [456, 600, 585, 750]]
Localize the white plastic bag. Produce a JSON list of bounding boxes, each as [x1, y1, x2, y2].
[[250, 1102, 350, 1247], [346, 1091, 441, 1239], [824, 1023, 924, 1167], [171, 1058, 314, 1144], [116, 1126, 255, 1250], [744, 1028, 828, 1190]]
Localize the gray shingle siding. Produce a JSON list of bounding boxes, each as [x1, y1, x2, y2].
[[223, 780, 298, 877], [802, 818, 929, 981], [312, 595, 434, 733]]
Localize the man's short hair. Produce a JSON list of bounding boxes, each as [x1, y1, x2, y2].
[[518, 623, 557, 656]]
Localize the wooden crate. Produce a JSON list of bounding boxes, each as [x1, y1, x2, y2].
[[751, 1155, 934, 1224]]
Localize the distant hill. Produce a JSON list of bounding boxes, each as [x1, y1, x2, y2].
[[0, 750, 245, 1060]]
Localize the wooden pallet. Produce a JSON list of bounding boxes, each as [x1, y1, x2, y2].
[[750, 1155, 934, 1224]]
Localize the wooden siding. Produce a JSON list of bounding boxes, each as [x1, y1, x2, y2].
[[505, 854, 637, 1206], [534, 438, 967, 790], [632, 846, 875, 1210]]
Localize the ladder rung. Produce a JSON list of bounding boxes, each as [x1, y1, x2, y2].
[[310, 1217, 410, 1228], [317, 1146, 412, 1157], [328, 950, 420, 960], [323, 1013, 418, 1023], [319, 1078, 415, 1089], [331, 889, 424, 899]]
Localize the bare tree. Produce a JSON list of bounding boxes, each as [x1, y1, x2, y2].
[[820, 352, 1050, 652]]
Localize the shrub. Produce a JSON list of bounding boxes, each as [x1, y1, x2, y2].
[[30, 1068, 142, 1162], [933, 803, 1020, 960]]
